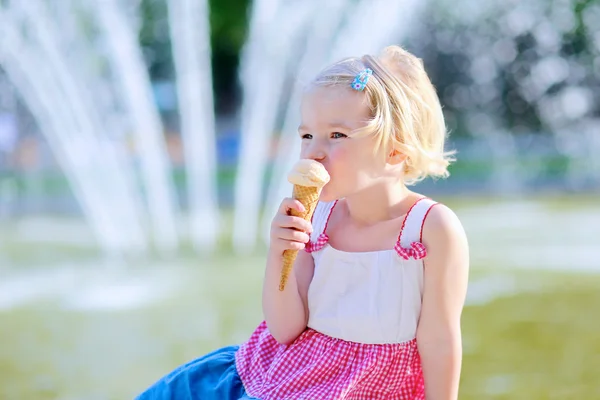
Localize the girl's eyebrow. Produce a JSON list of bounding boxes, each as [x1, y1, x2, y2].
[[326, 122, 353, 130], [297, 122, 353, 131]]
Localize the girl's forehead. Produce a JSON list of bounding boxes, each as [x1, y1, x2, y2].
[[301, 87, 370, 126]]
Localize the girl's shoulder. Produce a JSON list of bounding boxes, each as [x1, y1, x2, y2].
[[419, 199, 468, 254], [421, 201, 463, 232]]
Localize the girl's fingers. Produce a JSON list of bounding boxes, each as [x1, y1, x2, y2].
[[285, 241, 306, 251], [278, 197, 305, 215], [275, 215, 313, 233], [273, 227, 311, 243]]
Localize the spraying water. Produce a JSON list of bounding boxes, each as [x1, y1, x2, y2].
[[1, 0, 595, 261], [167, 0, 220, 251], [0, 3, 148, 256], [93, 0, 180, 254]]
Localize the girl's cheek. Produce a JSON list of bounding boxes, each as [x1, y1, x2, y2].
[[328, 146, 348, 164], [326, 147, 348, 177]]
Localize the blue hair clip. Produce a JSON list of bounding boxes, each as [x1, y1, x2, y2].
[[351, 68, 372, 91]]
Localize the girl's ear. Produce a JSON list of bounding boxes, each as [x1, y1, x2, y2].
[[388, 148, 407, 165]]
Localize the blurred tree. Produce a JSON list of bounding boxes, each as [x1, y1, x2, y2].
[[139, 0, 173, 80], [209, 0, 249, 113], [413, 0, 599, 138], [139, 0, 249, 114]]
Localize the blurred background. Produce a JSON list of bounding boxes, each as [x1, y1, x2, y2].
[[0, 0, 599, 398]]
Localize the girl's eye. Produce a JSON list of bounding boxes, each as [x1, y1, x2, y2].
[[301, 133, 313, 139], [331, 132, 348, 139]]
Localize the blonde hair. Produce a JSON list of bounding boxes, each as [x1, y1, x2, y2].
[[309, 45, 455, 185]]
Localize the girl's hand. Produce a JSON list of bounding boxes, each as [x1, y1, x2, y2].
[[269, 198, 313, 256]]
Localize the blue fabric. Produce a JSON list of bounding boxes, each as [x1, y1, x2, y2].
[[135, 345, 258, 400]]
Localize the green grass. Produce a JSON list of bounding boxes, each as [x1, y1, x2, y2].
[[1, 260, 599, 399], [0, 257, 265, 400], [461, 273, 600, 399]]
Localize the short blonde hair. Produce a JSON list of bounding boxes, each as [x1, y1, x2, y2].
[[309, 45, 455, 185]]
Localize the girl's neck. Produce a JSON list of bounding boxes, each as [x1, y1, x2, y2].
[[343, 183, 418, 227]]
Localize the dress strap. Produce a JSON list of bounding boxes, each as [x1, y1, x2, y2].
[[306, 200, 337, 253], [394, 198, 438, 260]]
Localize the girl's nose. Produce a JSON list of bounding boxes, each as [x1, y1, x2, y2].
[[303, 140, 326, 161], [310, 151, 326, 162]]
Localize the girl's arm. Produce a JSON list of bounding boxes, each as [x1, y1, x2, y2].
[[262, 198, 315, 345], [263, 250, 314, 344], [417, 204, 470, 400]]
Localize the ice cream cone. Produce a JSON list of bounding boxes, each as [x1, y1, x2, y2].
[[279, 159, 330, 291], [279, 185, 321, 291]]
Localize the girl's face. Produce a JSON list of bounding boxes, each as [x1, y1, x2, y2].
[[299, 86, 388, 202]]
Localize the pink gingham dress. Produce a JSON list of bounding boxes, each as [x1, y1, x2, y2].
[[235, 198, 439, 400]]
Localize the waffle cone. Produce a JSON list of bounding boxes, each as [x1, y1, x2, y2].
[[279, 185, 321, 291]]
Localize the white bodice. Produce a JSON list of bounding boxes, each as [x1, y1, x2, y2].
[[306, 198, 437, 344]]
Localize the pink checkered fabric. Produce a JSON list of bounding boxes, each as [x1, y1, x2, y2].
[[235, 321, 425, 400], [394, 241, 427, 260], [304, 233, 329, 253]]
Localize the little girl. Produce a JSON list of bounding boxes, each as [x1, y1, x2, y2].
[[136, 45, 469, 400]]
